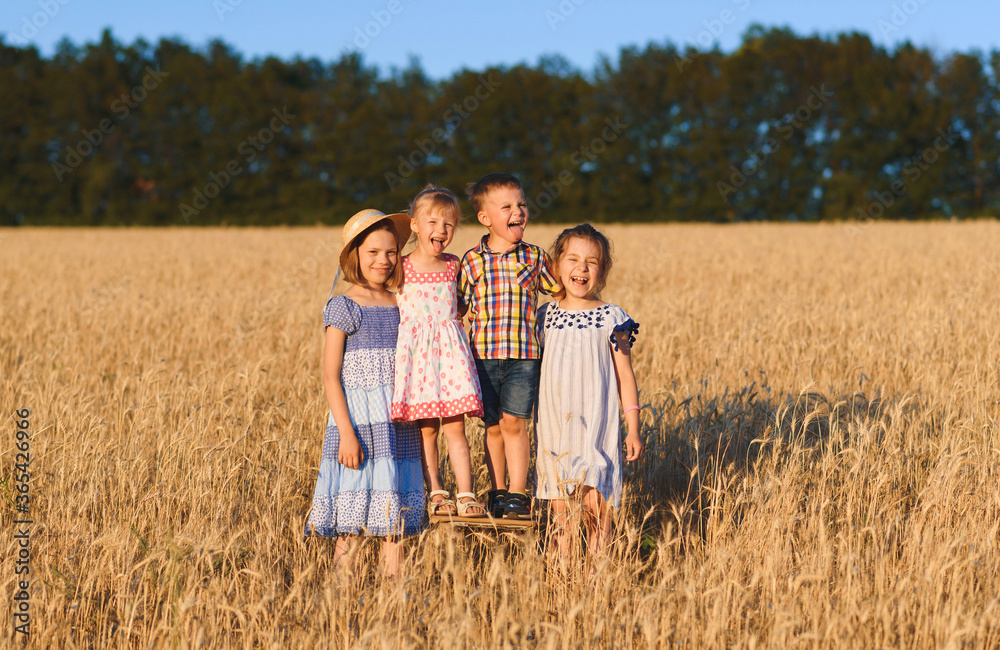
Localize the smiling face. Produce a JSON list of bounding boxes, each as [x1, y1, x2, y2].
[[478, 186, 529, 251], [557, 236, 604, 303], [411, 205, 458, 258], [356, 228, 398, 288]]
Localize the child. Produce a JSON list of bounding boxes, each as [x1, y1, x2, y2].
[[534, 223, 644, 559], [458, 173, 560, 519], [305, 209, 425, 577], [392, 185, 487, 518]]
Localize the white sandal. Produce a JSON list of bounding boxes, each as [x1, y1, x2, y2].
[[455, 492, 487, 518], [427, 490, 456, 517]]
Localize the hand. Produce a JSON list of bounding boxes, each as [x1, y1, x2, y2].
[[624, 432, 644, 462], [338, 431, 364, 470]]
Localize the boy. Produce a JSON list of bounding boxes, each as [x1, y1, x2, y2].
[[459, 173, 560, 519]]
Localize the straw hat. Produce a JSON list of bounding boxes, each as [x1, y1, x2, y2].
[[323, 208, 410, 306], [338, 208, 411, 269]]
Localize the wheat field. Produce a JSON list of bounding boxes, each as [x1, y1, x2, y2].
[[2, 222, 1000, 648]]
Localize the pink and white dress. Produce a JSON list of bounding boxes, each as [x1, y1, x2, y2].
[[392, 254, 483, 421]]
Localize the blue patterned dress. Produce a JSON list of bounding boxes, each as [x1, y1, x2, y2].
[[305, 296, 426, 537]]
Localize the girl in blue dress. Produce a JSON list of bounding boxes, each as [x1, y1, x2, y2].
[[305, 209, 425, 576]]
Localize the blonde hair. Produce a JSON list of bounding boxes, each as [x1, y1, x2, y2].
[[409, 184, 462, 223], [340, 219, 403, 290], [549, 223, 613, 301]]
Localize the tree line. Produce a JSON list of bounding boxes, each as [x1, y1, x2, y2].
[[2, 26, 998, 226]]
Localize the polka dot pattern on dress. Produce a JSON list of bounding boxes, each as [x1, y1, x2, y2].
[[392, 254, 484, 420]]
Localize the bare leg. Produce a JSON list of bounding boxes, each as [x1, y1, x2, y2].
[[380, 538, 401, 578], [441, 415, 484, 514], [334, 535, 362, 579], [581, 487, 612, 558], [419, 418, 455, 514], [498, 413, 530, 493], [483, 423, 506, 490], [549, 498, 575, 560], [419, 418, 443, 491]]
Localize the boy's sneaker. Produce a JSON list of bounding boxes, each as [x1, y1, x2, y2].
[[503, 492, 531, 519], [486, 489, 507, 519]]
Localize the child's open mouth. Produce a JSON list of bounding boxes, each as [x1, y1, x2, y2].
[[570, 275, 589, 286], [508, 219, 525, 237], [430, 237, 446, 253]]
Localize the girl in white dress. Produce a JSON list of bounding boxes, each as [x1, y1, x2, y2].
[[534, 224, 644, 560], [392, 186, 486, 518]]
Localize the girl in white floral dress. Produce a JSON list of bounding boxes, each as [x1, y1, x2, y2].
[[392, 186, 486, 517]]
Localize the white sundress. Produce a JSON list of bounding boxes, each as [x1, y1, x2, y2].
[[391, 254, 483, 421], [534, 301, 639, 507]]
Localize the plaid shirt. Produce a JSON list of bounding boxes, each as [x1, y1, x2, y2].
[[458, 236, 560, 359]]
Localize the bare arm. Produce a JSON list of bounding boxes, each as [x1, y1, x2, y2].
[[611, 331, 643, 462], [538, 249, 562, 295], [456, 253, 475, 321], [324, 325, 363, 469]]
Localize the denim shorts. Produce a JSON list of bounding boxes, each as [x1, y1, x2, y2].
[[474, 358, 540, 427]]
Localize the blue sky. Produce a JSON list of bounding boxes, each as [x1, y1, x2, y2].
[[3, 1, 999, 78]]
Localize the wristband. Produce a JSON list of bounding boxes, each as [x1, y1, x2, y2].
[[624, 405, 640, 415]]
